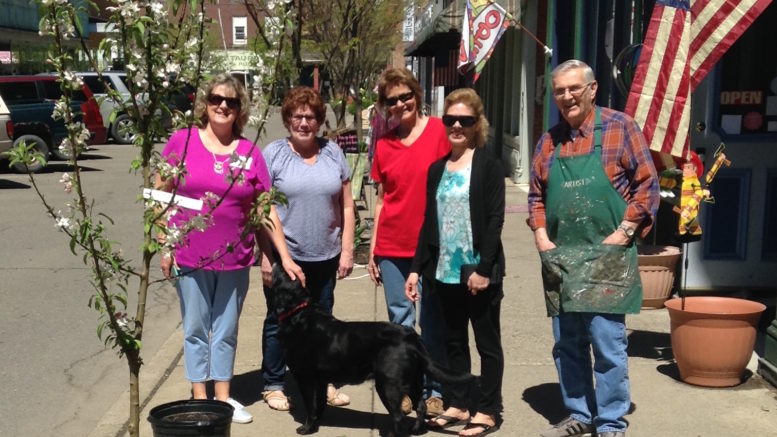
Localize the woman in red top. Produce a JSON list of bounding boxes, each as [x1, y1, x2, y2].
[[368, 67, 451, 415]]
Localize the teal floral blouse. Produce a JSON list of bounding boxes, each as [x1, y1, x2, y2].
[[435, 164, 479, 284]]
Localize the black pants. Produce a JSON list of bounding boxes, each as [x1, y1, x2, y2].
[[436, 280, 504, 417]]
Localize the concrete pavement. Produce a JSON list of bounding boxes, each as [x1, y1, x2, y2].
[[92, 181, 776, 437]]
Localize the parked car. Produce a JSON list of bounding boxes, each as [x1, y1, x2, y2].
[[78, 72, 195, 144], [0, 75, 106, 169], [77, 71, 135, 144]]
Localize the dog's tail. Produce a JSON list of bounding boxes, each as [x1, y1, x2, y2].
[[415, 337, 475, 385]]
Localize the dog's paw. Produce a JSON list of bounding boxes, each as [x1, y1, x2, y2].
[[410, 421, 427, 435], [296, 424, 318, 435]]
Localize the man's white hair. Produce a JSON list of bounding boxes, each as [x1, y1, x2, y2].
[[551, 59, 595, 83]]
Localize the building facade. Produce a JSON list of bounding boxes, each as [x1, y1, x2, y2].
[[408, 0, 777, 292], [408, 0, 777, 385]]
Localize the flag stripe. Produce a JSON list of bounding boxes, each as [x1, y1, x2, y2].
[[690, 0, 771, 88], [627, 3, 691, 159], [657, 13, 692, 158], [690, 0, 743, 73]]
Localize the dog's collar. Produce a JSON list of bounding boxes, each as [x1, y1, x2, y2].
[[277, 301, 309, 322]]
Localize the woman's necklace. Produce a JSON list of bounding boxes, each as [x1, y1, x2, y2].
[[210, 150, 230, 174], [202, 130, 235, 174]]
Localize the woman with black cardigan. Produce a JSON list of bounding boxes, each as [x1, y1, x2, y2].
[[405, 88, 506, 436]]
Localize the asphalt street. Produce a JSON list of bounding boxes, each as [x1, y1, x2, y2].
[[0, 143, 187, 436]]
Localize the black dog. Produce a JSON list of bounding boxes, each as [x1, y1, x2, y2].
[[269, 264, 474, 436]]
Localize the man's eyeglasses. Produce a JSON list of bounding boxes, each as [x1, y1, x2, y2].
[[442, 115, 477, 128], [207, 94, 241, 109], [552, 82, 592, 98], [290, 114, 317, 124], [384, 91, 415, 107]]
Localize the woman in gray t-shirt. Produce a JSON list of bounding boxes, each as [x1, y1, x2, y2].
[[257, 86, 355, 411]]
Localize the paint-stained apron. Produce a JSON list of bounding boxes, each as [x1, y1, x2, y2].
[[540, 108, 642, 316]]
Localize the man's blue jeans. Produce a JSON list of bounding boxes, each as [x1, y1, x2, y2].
[[552, 313, 630, 433], [378, 256, 446, 399]]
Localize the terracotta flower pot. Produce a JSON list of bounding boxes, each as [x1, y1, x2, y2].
[[665, 296, 766, 387], [637, 245, 681, 309]]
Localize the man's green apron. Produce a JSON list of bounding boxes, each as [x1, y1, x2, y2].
[[540, 108, 642, 316]]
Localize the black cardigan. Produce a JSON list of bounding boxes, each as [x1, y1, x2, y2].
[[410, 148, 506, 282]]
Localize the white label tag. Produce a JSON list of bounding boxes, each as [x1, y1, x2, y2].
[[142, 188, 203, 211], [229, 156, 252, 170]]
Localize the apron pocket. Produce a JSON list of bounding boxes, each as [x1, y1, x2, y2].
[[540, 248, 566, 316], [587, 244, 632, 287], [542, 244, 641, 314]]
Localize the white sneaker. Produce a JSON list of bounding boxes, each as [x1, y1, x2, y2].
[[223, 397, 253, 424]]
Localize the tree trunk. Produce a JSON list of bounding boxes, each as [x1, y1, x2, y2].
[[127, 350, 142, 437], [354, 94, 363, 146], [292, 0, 304, 82]]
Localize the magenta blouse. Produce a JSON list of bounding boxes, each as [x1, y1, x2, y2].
[[162, 128, 271, 270]]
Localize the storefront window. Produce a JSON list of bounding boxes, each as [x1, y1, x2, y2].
[[718, 4, 777, 136]]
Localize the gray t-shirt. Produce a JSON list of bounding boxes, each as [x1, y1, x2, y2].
[[262, 137, 351, 261]]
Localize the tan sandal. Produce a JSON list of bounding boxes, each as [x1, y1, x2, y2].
[[326, 383, 350, 407], [262, 390, 291, 411]]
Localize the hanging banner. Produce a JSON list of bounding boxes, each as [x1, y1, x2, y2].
[[457, 0, 510, 83]]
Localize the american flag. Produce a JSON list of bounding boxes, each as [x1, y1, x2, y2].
[[625, 0, 771, 165]]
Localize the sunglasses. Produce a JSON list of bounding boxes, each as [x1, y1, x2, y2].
[[384, 91, 415, 107], [207, 94, 241, 109], [442, 115, 477, 128]]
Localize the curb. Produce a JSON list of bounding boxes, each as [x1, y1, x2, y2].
[[88, 323, 184, 437]]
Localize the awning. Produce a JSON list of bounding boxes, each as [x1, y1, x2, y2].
[[405, 0, 465, 57]]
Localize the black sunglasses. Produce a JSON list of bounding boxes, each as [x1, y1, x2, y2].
[[442, 115, 477, 128], [207, 94, 241, 109], [384, 91, 415, 107]]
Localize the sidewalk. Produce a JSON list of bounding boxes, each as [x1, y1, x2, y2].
[[92, 181, 776, 437]]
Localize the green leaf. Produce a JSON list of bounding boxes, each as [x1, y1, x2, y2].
[[96, 212, 115, 225]]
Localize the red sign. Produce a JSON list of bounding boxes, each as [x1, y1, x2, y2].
[[720, 91, 763, 105]]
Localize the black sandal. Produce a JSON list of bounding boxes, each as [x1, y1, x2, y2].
[[460, 420, 499, 436], [426, 414, 467, 430]]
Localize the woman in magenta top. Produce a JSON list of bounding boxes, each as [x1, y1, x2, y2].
[[157, 73, 303, 424], [367, 67, 451, 414]]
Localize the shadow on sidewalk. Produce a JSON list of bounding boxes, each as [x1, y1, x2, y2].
[[627, 329, 672, 361], [522, 381, 638, 425], [228, 369, 415, 435], [522, 383, 565, 423]]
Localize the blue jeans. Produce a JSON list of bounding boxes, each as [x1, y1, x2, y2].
[[176, 267, 250, 382], [378, 257, 446, 399], [552, 313, 630, 433], [261, 256, 339, 391]]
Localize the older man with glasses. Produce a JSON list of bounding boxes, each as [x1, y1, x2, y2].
[[528, 59, 659, 437]]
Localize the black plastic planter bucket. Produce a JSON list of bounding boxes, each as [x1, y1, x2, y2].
[[148, 399, 233, 437]]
